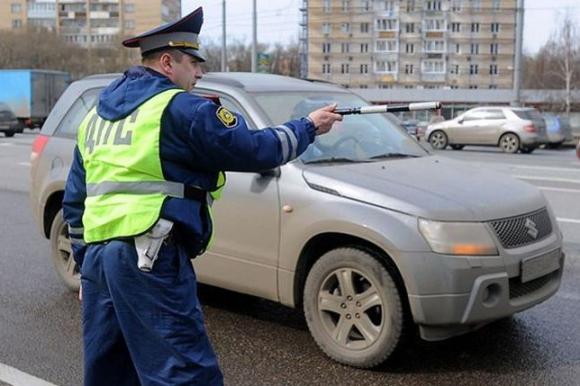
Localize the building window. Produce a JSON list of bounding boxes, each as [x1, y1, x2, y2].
[[362, 1, 371, 11], [322, 43, 331, 53], [11, 3, 21, 13], [424, 40, 445, 53], [424, 19, 445, 31], [376, 19, 397, 31], [425, 1, 442, 10], [322, 63, 331, 74], [469, 64, 479, 74], [470, 43, 479, 54], [469, 85, 478, 89], [11, 19, 22, 28], [341, 63, 350, 74], [125, 20, 135, 29], [492, 0, 501, 10], [342, 0, 349, 12], [323, 0, 331, 13], [406, 0, 415, 12], [451, 23, 460, 32], [491, 23, 500, 33], [376, 39, 397, 52], [125, 3, 135, 13], [359, 85, 368, 89], [451, 64, 460, 74], [490, 43, 499, 54], [360, 22, 369, 33], [404, 64, 414, 74], [451, 0, 462, 12], [422, 60, 445, 73], [490, 64, 498, 75], [472, 0, 481, 11], [455, 43, 461, 53], [341, 43, 350, 53], [406, 23, 415, 33], [471, 23, 480, 33], [322, 23, 331, 34], [376, 61, 397, 73], [406, 43, 415, 53], [360, 64, 369, 74], [489, 84, 498, 89], [360, 43, 369, 53], [341, 23, 351, 33]]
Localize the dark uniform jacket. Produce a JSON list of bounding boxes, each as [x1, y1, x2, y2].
[[63, 66, 316, 266]]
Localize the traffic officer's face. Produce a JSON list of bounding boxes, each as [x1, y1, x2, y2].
[[169, 53, 203, 92]]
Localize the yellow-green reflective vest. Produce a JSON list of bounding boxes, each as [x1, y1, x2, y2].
[[77, 88, 225, 243]]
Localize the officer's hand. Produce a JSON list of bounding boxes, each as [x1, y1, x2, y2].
[[308, 104, 343, 135]]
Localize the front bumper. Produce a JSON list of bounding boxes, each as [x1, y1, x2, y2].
[[398, 232, 564, 341]]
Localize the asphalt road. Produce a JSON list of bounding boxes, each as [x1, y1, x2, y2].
[[0, 133, 579, 386]]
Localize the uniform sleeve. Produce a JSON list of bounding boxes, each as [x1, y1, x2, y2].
[[185, 100, 316, 172], [62, 146, 87, 267]]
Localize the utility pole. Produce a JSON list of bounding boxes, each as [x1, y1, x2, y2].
[[221, 0, 226, 71], [251, 0, 257, 72], [512, 0, 524, 106]]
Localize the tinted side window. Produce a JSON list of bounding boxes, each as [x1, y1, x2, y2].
[[54, 88, 101, 138], [462, 111, 485, 121], [481, 109, 506, 120]]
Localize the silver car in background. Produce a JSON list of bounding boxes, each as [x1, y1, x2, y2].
[[31, 73, 564, 368], [427, 106, 548, 153]]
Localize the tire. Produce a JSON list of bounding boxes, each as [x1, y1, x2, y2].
[[450, 144, 464, 150], [499, 133, 520, 153], [4, 130, 15, 137], [49, 209, 80, 291], [429, 130, 448, 150], [520, 146, 536, 154], [303, 247, 404, 368]]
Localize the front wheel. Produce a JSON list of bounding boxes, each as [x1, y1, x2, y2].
[[303, 247, 404, 368], [429, 130, 448, 150], [3, 130, 15, 137], [50, 209, 80, 291]]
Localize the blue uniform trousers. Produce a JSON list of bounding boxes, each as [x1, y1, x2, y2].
[[80, 239, 223, 386]]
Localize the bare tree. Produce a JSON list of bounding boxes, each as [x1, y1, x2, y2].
[[544, 11, 580, 114]]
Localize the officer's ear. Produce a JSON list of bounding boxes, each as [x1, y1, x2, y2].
[[159, 52, 174, 73]]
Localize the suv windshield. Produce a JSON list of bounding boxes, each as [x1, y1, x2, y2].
[[251, 91, 428, 163]]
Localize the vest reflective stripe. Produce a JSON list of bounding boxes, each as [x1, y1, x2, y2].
[[86, 180, 187, 198]]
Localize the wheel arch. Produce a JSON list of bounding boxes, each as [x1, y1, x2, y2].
[[293, 232, 410, 315], [43, 190, 64, 238], [497, 131, 520, 146]]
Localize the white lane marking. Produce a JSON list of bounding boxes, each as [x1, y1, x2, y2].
[[0, 363, 59, 386], [18, 162, 30, 167], [556, 291, 580, 301], [513, 175, 580, 184], [0, 143, 13, 146], [505, 164, 580, 173], [538, 186, 580, 194], [557, 218, 580, 224]]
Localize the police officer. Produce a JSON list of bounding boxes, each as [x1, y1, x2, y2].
[[63, 6, 342, 386]]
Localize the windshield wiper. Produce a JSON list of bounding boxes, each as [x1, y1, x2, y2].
[[304, 157, 369, 164], [368, 152, 420, 160]]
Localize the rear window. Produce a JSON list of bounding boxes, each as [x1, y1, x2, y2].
[[54, 88, 101, 138], [513, 109, 542, 121]]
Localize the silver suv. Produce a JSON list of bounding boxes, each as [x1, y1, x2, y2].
[[30, 73, 564, 368], [427, 106, 548, 153]]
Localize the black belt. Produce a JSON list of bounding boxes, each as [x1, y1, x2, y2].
[[183, 185, 207, 201]]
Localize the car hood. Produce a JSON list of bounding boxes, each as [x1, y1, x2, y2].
[[301, 156, 546, 221]]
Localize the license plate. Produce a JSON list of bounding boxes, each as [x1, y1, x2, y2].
[[521, 248, 561, 283]]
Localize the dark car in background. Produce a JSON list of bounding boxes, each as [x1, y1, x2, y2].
[[0, 102, 20, 137]]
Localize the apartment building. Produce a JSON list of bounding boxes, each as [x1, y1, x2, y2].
[[300, 0, 517, 89], [0, 0, 180, 47]]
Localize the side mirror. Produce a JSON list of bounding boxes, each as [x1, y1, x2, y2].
[[458, 118, 464, 124], [259, 168, 281, 178]]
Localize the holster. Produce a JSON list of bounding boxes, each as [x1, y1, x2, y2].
[[135, 218, 174, 272]]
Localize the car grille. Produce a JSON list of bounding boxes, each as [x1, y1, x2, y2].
[[488, 208, 552, 249], [509, 269, 560, 299]]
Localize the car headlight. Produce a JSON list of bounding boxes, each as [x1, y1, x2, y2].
[[418, 219, 498, 256]]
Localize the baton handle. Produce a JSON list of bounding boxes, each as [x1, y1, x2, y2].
[[336, 101, 441, 115]]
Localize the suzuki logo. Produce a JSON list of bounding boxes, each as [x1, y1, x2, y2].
[[525, 218, 539, 239]]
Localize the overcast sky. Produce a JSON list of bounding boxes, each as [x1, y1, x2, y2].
[[183, 0, 580, 54]]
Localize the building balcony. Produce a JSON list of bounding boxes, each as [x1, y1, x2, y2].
[[421, 73, 446, 82]]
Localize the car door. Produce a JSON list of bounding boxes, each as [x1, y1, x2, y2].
[[476, 109, 507, 144], [453, 110, 486, 144], [191, 91, 282, 302]]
